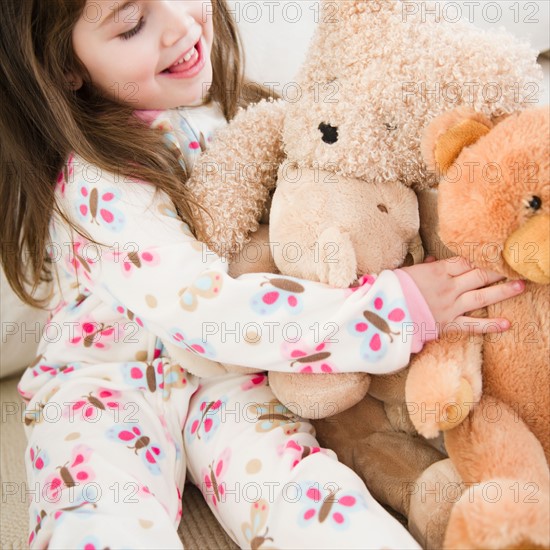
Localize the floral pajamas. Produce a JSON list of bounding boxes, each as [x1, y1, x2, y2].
[[19, 103, 425, 549]]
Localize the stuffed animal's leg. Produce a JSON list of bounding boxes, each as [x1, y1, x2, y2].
[[405, 335, 483, 439], [315, 226, 358, 288], [443, 395, 550, 549]]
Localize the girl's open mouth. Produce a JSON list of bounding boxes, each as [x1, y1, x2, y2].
[[162, 39, 204, 77]]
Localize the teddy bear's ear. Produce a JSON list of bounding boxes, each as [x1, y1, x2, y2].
[[421, 108, 494, 175]]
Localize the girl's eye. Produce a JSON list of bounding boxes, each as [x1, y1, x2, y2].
[[120, 17, 145, 40]]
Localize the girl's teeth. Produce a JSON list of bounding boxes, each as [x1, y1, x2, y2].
[[175, 49, 195, 65]]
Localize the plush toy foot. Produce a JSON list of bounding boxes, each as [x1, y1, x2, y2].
[[437, 377, 474, 431], [268, 371, 370, 419], [407, 350, 476, 438], [408, 459, 462, 550], [316, 226, 357, 288], [444, 479, 550, 549]]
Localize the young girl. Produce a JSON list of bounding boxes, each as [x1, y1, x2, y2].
[[0, 1, 524, 549]]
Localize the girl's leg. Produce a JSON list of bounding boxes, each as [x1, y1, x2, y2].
[[184, 373, 420, 550], [25, 360, 196, 550]]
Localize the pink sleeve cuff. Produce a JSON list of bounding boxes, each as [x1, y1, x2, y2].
[[395, 269, 438, 353]]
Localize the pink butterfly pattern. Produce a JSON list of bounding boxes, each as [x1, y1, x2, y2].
[[186, 396, 227, 444], [251, 277, 305, 316], [76, 179, 125, 232], [43, 445, 96, 501], [241, 373, 267, 392], [64, 389, 121, 421], [348, 291, 408, 363], [169, 328, 216, 359], [281, 340, 337, 373], [106, 424, 165, 475], [297, 482, 367, 531], [279, 440, 322, 469], [28, 509, 47, 546], [55, 153, 75, 197], [29, 445, 49, 473], [201, 447, 231, 508], [110, 247, 161, 277], [68, 316, 119, 350]]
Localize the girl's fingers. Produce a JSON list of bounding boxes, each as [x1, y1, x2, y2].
[[457, 279, 525, 314], [447, 316, 511, 335], [454, 268, 506, 295], [445, 256, 474, 277]]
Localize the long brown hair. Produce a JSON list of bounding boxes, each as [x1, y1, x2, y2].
[[0, 0, 276, 307]]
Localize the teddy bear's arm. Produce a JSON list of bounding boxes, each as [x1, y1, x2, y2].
[[186, 98, 287, 259]]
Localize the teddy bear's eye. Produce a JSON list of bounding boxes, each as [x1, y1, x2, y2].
[[525, 195, 542, 211], [318, 123, 338, 144], [377, 204, 388, 213], [385, 122, 397, 131]]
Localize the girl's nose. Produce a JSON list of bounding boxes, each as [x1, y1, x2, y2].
[[160, 4, 196, 47]]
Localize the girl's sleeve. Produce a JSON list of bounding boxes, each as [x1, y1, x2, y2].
[[59, 159, 429, 375]]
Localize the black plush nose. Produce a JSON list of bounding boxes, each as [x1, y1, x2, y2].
[[318, 122, 338, 144]]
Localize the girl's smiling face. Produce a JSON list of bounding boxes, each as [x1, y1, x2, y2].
[[72, 0, 214, 109]]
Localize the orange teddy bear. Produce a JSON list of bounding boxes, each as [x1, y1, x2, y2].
[[415, 106, 549, 549]]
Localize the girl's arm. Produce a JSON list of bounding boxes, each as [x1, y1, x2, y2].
[[55, 157, 433, 375]]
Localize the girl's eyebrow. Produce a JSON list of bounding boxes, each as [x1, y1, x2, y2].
[[98, 0, 135, 28]]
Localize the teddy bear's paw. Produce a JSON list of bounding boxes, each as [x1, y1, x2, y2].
[[444, 479, 550, 550], [316, 227, 357, 288], [437, 377, 474, 432], [410, 376, 474, 438], [407, 355, 475, 438]]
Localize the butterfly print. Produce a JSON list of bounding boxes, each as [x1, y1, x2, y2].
[[43, 445, 96, 501], [241, 373, 267, 391], [55, 153, 75, 197], [348, 291, 407, 362], [114, 302, 145, 328], [242, 499, 275, 550], [29, 445, 49, 473], [251, 277, 305, 315], [107, 424, 164, 475], [248, 400, 301, 435], [201, 448, 231, 507], [121, 360, 187, 400], [112, 247, 160, 277], [69, 319, 117, 350], [178, 272, 223, 312], [64, 239, 96, 283], [76, 534, 109, 550], [24, 402, 45, 426], [28, 509, 47, 546], [281, 340, 337, 373], [169, 329, 216, 359], [28, 355, 76, 379], [186, 396, 227, 443], [76, 179, 125, 232], [298, 483, 366, 530], [280, 440, 322, 469], [65, 389, 121, 420]]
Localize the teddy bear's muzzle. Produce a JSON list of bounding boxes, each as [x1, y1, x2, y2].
[[503, 214, 550, 284]]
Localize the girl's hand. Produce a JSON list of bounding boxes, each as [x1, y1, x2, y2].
[[402, 256, 525, 335]]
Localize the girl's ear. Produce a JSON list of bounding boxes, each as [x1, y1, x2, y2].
[[65, 71, 83, 91]]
